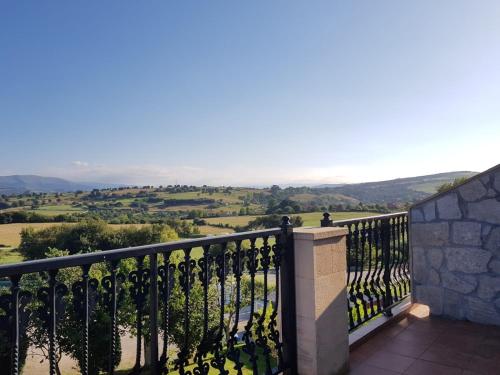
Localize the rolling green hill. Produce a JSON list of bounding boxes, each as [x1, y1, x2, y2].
[[0, 171, 477, 225], [315, 171, 477, 204]]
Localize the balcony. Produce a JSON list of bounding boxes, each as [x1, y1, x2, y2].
[[0, 164, 499, 375], [350, 304, 500, 374]]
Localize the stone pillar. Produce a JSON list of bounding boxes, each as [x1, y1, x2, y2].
[[293, 227, 349, 375]]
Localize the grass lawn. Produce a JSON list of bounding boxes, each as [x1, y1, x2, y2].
[[0, 246, 23, 263], [28, 205, 86, 217], [197, 225, 235, 235], [0, 211, 382, 265], [204, 216, 260, 227], [36, 204, 83, 212], [204, 211, 380, 228], [0, 222, 62, 248], [0, 223, 155, 264], [298, 211, 380, 226], [115, 344, 276, 375]]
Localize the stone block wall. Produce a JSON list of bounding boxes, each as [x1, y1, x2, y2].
[[410, 164, 500, 326]]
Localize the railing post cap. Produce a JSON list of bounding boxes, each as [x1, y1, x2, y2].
[[281, 216, 292, 228]]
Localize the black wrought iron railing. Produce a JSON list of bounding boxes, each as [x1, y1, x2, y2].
[[0, 218, 297, 375], [321, 212, 410, 331]]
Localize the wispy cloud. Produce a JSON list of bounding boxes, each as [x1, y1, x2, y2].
[[40, 162, 399, 186], [71, 161, 89, 167]]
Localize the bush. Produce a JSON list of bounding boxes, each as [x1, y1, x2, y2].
[[19, 219, 179, 260], [244, 214, 303, 231]]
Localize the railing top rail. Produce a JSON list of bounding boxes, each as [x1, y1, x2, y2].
[[0, 227, 282, 278], [327, 211, 408, 227]]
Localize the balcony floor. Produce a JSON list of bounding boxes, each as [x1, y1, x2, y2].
[[349, 304, 500, 375]]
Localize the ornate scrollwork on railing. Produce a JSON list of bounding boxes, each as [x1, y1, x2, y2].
[[321, 211, 410, 331], [176, 249, 197, 374], [254, 236, 273, 374], [268, 240, 284, 370], [101, 261, 125, 374], [71, 265, 98, 375], [158, 253, 176, 374], [72, 267, 99, 318], [0, 276, 32, 375], [128, 256, 151, 374], [242, 238, 259, 373], [226, 240, 245, 375], [37, 271, 68, 375], [193, 244, 214, 375], [0, 225, 293, 375], [210, 244, 229, 375]]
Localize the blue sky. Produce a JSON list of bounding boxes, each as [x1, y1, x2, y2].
[[1, 1, 500, 186]]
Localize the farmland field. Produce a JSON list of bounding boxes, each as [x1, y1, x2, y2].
[[204, 211, 379, 228], [0, 222, 237, 264], [0, 211, 384, 265]]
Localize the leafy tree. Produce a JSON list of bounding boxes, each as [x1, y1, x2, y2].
[[436, 177, 469, 194], [19, 220, 178, 260], [245, 214, 303, 231]]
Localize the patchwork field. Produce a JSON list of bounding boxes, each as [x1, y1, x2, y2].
[[0, 211, 383, 265], [204, 211, 378, 228]]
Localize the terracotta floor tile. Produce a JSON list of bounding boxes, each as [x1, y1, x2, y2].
[[432, 332, 483, 355], [379, 323, 407, 339], [383, 337, 430, 358], [419, 345, 473, 368], [473, 337, 500, 361], [349, 363, 401, 374], [349, 311, 500, 375], [365, 351, 415, 373], [396, 328, 441, 345], [406, 319, 449, 334], [464, 355, 500, 375], [352, 339, 381, 360], [403, 359, 462, 375]]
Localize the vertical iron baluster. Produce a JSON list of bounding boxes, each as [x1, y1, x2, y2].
[[372, 220, 383, 312], [255, 236, 272, 374], [363, 221, 375, 318], [346, 224, 355, 329], [351, 222, 362, 327], [357, 221, 368, 322], [72, 265, 98, 375], [83, 266, 90, 375], [403, 216, 411, 295], [211, 243, 229, 375], [36, 271, 67, 375], [399, 215, 408, 297], [177, 248, 195, 374], [10, 275, 21, 375], [227, 240, 244, 374], [82, 265, 90, 375], [150, 253, 159, 375], [194, 244, 212, 375], [279, 216, 297, 375], [394, 216, 404, 299], [242, 238, 259, 374], [389, 218, 399, 302], [129, 256, 150, 374], [269, 237, 284, 371], [103, 260, 120, 375], [48, 270, 58, 375], [381, 219, 393, 316], [158, 252, 174, 374]]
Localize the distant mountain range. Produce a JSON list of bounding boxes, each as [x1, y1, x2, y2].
[[0, 175, 122, 195], [315, 171, 477, 204], [0, 171, 477, 203]]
